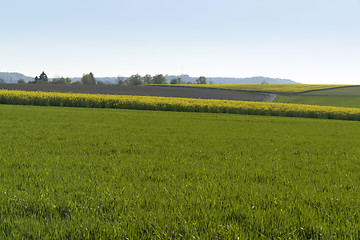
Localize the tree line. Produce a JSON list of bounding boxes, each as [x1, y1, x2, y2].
[[22, 72, 208, 85], [117, 74, 207, 85], [27, 72, 96, 85]]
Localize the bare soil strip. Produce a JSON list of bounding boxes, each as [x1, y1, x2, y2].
[[0, 84, 269, 102]]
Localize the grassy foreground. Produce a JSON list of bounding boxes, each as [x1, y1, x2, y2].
[[1, 104, 360, 239]]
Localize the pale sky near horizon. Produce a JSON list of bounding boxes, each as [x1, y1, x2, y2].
[[1, 0, 359, 84]]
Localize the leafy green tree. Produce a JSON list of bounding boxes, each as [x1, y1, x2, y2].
[[52, 77, 72, 84], [196, 76, 207, 84], [81, 72, 96, 85], [152, 74, 167, 84], [142, 74, 153, 84], [126, 74, 143, 86], [170, 77, 184, 84]]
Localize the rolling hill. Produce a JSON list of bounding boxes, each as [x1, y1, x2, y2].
[[0, 72, 34, 83]]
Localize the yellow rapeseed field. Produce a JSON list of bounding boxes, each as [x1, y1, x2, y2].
[[1, 89, 360, 121]]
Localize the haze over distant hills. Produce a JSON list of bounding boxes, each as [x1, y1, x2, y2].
[[74, 75, 299, 84], [0, 72, 34, 83], [164, 75, 298, 84], [0, 72, 299, 84]]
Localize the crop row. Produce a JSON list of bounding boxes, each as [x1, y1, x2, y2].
[[1, 89, 360, 121]]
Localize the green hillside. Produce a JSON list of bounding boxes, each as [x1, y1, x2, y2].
[[167, 84, 354, 93], [172, 84, 360, 108], [275, 86, 360, 108], [0, 72, 33, 83], [1, 104, 359, 239]]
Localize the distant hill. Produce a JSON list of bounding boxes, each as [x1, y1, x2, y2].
[[164, 75, 299, 84], [0, 72, 298, 84], [88, 75, 299, 84], [0, 72, 34, 83]]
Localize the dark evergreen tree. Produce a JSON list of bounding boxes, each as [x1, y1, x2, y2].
[[34, 72, 48, 83], [39, 72, 48, 82]]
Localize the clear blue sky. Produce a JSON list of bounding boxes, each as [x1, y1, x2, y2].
[[1, 0, 359, 84]]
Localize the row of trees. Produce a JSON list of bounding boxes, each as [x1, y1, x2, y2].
[[27, 72, 208, 85], [29, 72, 96, 85], [118, 74, 169, 86], [118, 74, 207, 85]]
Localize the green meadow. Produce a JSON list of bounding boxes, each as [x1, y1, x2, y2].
[[178, 83, 360, 108], [167, 84, 353, 94], [275, 86, 360, 108], [1, 104, 360, 239]]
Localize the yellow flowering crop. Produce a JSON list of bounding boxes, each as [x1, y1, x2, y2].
[[1, 89, 360, 121]]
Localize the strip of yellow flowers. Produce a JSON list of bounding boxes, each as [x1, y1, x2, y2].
[[1, 89, 360, 121]]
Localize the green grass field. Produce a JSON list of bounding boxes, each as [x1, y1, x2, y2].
[[275, 86, 360, 108], [164, 84, 360, 108], [303, 86, 360, 95], [1, 104, 360, 239], [167, 84, 354, 93], [170, 83, 360, 108]]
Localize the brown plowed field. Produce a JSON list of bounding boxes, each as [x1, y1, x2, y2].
[[0, 84, 269, 102]]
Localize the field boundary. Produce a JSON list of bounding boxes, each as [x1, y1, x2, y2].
[[1, 89, 360, 121], [0, 83, 269, 102], [297, 85, 360, 94], [155, 84, 359, 94]]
